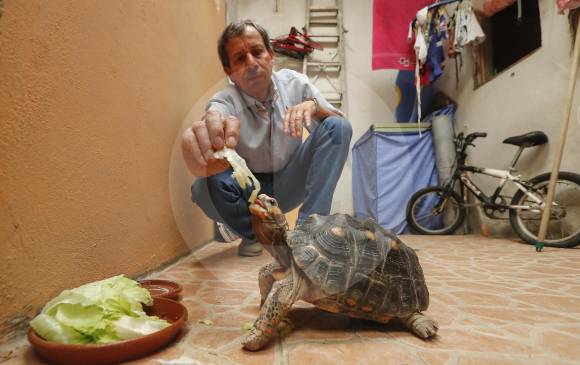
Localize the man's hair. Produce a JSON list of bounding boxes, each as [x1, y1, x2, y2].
[[218, 20, 272, 68]]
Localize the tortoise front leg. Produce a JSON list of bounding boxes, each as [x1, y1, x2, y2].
[[258, 261, 287, 307], [243, 276, 295, 351]]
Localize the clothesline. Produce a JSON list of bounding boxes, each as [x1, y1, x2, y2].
[[428, 0, 461, 10], [410, 0, 486, 124], [411, 0, 461, 26]]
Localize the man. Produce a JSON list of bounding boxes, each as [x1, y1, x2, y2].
[[181, 20, 352, 256]]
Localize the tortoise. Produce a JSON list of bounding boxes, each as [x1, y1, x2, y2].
[[243, 193, 438, 351]]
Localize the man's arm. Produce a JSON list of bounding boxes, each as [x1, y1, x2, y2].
[[181, 110, 240, 177], [283, 98, 339, 138]]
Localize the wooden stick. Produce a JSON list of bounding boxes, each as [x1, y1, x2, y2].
[[537, 23, 580, 242]]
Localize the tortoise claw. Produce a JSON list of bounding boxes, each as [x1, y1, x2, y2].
[[403, 313, 439, 339], [242, 329, 271, 351]]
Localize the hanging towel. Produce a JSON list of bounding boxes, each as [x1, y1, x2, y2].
[[394, 70, 435, 123], [414, 7, 431, 64], [455, 3, 486, 50], [372, 0, 432, 70], [427, 11, 448, 83], [428, 32, 446, 83]]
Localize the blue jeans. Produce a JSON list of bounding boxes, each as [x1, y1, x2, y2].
[[191, 116, 352, 240]]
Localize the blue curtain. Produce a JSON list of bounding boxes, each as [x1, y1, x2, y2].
[[352, 128, 438, 233]]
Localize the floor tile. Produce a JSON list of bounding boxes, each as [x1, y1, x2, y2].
[[6, 236, 580, 365]]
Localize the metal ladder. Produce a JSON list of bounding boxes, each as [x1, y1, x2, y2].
[[302, 0, 346, 111]]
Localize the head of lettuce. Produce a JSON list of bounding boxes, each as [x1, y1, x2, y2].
[[30, 275, 169, 344]]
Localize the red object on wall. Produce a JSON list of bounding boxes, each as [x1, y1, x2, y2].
[[371, 0, 431, 70], [556, 0, 580, 11], [472, 0, 517, 17], [271, 27, 323, 59]]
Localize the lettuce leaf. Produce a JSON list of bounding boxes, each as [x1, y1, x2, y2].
[[30, 275, 169, 344], [113, 315, 170, 340]]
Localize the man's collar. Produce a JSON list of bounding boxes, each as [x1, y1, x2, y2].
[[239, 77, 278, 110]]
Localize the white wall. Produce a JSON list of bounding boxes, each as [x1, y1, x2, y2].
[[233, 0, 580, 235], [436, 0, 580, 233], [233, 0, 395, 215], [340, 0, 405, 214], [231, 0, 306, 38]]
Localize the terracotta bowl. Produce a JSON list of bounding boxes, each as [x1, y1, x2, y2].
[[139, 279, 183, 300], [28, 297, 187, 365]]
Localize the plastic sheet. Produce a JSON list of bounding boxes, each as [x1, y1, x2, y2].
[[352, 125, 438, 234], [429, 106, 456, 185]]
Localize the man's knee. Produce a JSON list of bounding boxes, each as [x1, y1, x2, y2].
[[321, 116, 353, 144], [207, 170, 247, 203], [190, 170, 247, 220], [191, 173, 240, 202]]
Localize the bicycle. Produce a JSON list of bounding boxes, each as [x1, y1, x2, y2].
[[406, 131, 580, 248]]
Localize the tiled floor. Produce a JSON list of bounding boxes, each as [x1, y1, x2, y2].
[[3, 235, 580, 365]]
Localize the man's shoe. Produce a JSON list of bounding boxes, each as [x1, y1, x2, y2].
[[214, 222, 240, 243], [238, 239, 262, 257]]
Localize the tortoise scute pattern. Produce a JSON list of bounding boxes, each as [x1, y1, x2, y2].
[[288, 213, 429, 318], [245, 196, 437, 351]]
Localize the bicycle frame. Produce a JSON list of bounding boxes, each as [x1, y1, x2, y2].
[[438, 131, 552, 215], [408, 131, 580, 247], [447, 165, 545, 212]]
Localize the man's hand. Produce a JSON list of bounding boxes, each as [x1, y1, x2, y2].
[[283, 100, 317, 138], [181, 110, 240, 177]]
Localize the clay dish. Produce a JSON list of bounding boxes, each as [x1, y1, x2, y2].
[[28, 297, 187, 365], [139, 279, 183, 300]]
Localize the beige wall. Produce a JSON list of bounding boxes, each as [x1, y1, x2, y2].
[[0, 0, 224, 341]]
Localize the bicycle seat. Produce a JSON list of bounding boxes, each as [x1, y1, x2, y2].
[[502, 131, 548, 148]]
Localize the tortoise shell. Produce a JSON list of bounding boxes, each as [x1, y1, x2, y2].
[[286, 213, 429, 318]]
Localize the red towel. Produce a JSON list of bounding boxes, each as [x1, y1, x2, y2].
[[372, 0, 432, 71]]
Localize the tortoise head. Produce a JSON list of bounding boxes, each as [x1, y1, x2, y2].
[[249, 194, 288, 246]]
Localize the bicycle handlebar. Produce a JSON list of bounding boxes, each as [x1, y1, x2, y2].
[[455, 132, 487, 164], [465, 132, 487, 142]]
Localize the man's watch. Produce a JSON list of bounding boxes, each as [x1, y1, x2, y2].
[[306, 97, 319, 114]]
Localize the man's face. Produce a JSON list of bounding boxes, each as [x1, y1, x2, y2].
[[224, 27, 275, 101]]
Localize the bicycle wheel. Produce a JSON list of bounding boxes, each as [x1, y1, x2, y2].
[[406, 186, 466, 234], [509, 172, 580, 248]]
